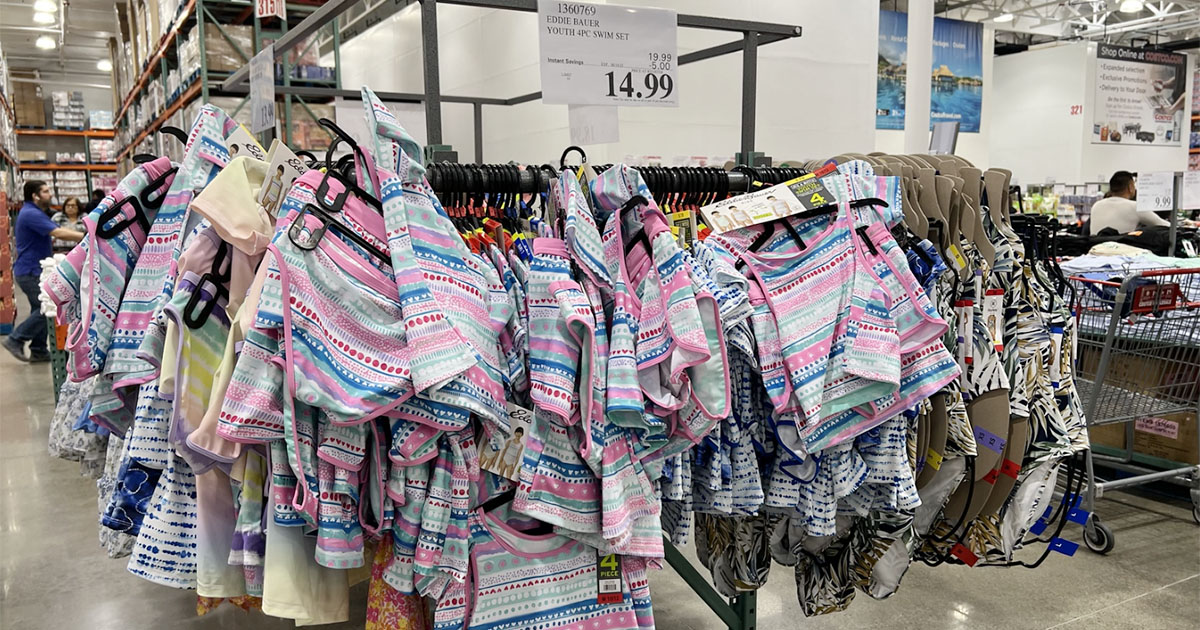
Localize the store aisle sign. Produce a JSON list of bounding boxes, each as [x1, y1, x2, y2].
[[1136, 171, 1174, 212], [250, 44, 276, 134], [1181, 171, 1200, 210], [256, 0, 285, 20], [537, 1, 678, 107], [1093, 44, 1186, 146]]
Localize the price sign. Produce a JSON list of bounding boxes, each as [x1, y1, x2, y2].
[[250, 44, 276, 134], [537, 1, 678, 107], [1136, 171, 1175, 212], [1182, 171, 1200, 210], [256, 0, 285, 20]]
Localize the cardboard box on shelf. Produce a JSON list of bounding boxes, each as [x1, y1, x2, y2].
[[204, 25, 253, 73], [1089, 411, 1199, 466]]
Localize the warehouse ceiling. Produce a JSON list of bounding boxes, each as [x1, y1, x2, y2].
[[0, 0, 117, 87], [930, 0, 1200, 49]]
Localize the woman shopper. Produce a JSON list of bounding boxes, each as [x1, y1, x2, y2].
[[51, 197, 86, 252]]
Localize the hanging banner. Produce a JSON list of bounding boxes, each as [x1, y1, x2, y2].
[[537, 0, 678, 107], [875, 10, 908, 130], [930, 16, 984, 132], [1093, 44, 1187, 146], [875, 11, 984, 133]]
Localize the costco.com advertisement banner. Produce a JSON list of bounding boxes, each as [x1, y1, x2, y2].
[[1093, 44, 1187, 146], [876, 10, 984, 132]]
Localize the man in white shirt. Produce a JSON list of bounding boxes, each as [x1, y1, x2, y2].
[[1088, 171, 1169, 235]]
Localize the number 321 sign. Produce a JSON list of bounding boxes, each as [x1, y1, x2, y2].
[[538, 0, 678, 107], [256, 0, 285, 20]]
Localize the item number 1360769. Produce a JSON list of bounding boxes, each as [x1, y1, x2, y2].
[[605, 70, 674, 100]]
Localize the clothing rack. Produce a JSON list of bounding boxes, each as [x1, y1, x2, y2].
[[424, 156, 764, 630], [424, 158, 809, 196], [220, 0, 802, 165]]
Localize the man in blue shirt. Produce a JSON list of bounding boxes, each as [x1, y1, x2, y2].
[[4, 180, 83, 363]]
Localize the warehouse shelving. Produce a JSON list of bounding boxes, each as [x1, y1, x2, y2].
[[18, 164, 119, 172], [15, 129, 116, 139], [114, 0, 335, 169]]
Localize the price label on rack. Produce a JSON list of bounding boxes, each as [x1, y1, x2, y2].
[[537, 1, 678, 107], [1136, 171, 1174, 213], [250, 44, 276, 134]]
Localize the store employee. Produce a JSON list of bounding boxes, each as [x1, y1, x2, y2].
[[3, 180, 83, 363], [1088, 171, 1169, 235]]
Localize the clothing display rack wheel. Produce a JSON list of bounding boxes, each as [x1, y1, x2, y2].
[[221, 0, 801, 166]]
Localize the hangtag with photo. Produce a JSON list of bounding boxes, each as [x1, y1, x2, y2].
[[479, 402, 534, 481], [225, 125, 268, 162], [982, 289, 1004, 351], [258, 139, 308, 219]]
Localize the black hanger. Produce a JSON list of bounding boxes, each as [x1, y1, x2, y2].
[[560, 145, 586, 171], [295, 150, 319, 169], [95, 165, 178, 239], [478, 487, 555, 535], [288, 202, 391, 265], [182, 241, 232, 329], [621, 195, 655, 257], [160, 126, 187, 145]]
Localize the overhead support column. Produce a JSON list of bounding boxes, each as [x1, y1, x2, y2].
[[904, 0, 934, 154]]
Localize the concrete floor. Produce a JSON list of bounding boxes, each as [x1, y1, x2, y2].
[[0, 349, 1196, 629]]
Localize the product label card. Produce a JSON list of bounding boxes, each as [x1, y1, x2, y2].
[[596, 553, 624, 604], [697, 174, 835, 234], [257, 139, 307, 219], [225, 125, 267, 162], [479, 403, 535, 481]]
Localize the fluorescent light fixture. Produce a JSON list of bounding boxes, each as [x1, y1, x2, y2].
[[1119, 0, 1145, 13], [97, 59, 112, 72], [35, 35, 56, 50], [33, 0, 57, 12], [994, 13, 1015, 23], [33, 11, 55, 24]]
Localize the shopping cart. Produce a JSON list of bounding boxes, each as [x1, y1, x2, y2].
[[1070, 266, 1200, 553]]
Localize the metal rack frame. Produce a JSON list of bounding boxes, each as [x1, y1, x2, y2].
[[221, 0, 801, 165], [222, 4, 801, 625]]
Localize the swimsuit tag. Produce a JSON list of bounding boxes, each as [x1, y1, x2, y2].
[[478, 403, 534, 481], [1049, 325, 1064, 388], [982, 289, 1004, 352], [973, 426, 1006, 454], [1028, 519, 1048, 536], [597, 553, 624, 604], [950, 543, 979, 567], [668, 208, 695, 249], [1000, 459, 1021, 479], [926, 449, 943, 471], [1067, 508, 1091, 526], [1049, 537, 1079, 557], [697, 173, 833, 234], [946, 244, 969, 272]]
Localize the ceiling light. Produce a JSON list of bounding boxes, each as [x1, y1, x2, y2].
[[97, 59, 112, 72], [1119, 0, 1145, 13], [994, 13, 1015, 23], [35, 35, 56, 50], [32, 11, 55, 24], [33, 0, 57, 12]]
